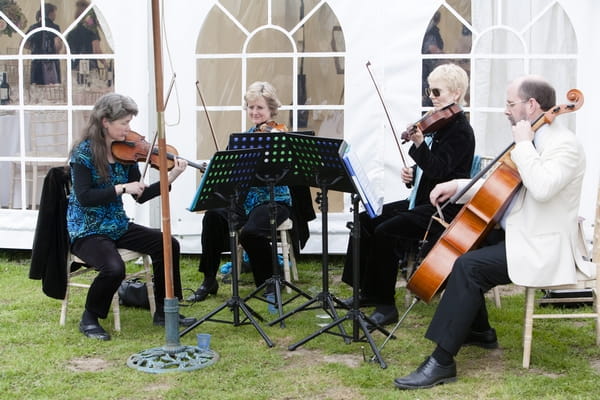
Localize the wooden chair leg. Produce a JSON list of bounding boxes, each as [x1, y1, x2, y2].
[[60, 282, 70, 326], [280, 230, 293, 293], [493, 286, 502, 308], [112, 293, 121, 332], [142, 255, 156, 316], [522, 287, 535, 368], [287, 232, 298, 281]]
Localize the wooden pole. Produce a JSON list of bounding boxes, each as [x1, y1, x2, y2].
[[150, 0, 174, 300]]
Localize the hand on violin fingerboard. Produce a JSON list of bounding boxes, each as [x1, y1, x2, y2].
[[167, 158, 188, 184]]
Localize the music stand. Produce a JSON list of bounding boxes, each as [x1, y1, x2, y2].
[[228, 131, 315, 327], [264, 136, 389, 366], [180, 148, 274, 347]]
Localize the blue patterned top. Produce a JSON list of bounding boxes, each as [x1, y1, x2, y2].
[[67, 139, 131, 242], [242, 125, 292, 215]]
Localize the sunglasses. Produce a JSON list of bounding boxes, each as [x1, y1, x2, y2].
[[426, 87, 442, 97]]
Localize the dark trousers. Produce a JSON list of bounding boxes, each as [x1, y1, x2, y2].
[[71, 223, 183, 319], [425, 232, 511, 355], [342, 200, 410, 295], [342, 199, 461, 304], [198, 203, 290, 289]]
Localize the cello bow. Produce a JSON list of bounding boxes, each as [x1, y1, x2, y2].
[[407, 89, 584, 303]]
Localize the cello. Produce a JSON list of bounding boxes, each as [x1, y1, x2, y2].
[[406, 89, 585, 303]]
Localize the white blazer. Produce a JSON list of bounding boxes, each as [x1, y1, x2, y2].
[[456, 122, 594, 287]]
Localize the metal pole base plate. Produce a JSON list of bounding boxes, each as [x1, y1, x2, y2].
[[127, 345, 219, 373]]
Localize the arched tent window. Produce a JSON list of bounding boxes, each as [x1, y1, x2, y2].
[[195, 0, 346, 211], [0, 0, 115, 210], [422, 0, 577, 157]]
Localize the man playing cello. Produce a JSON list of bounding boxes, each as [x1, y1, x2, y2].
[[394, 75, 595, 389]]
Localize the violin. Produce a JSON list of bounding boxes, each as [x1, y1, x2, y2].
[[400, 103, 462, 143], [111, 130, 206, 171], [257, 120, 287, 132]]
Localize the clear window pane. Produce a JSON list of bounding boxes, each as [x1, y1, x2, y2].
[[197, 110, 241, 160], [197, 6, 246, 54], [272, 0, 322, 32], [0, 111, 21, 157], [196, 59, 242, 106], [291, 2, 342, 52], [0, 60, 19, 104], [246, 58, 293, 105], [220, 0, 267, 33], [25, 110, 69, 158], [299, 57, 344, 106], [247, 29, 292, 53]]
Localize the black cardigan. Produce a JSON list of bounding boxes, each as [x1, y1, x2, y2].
[[29, 166, 71, 300]]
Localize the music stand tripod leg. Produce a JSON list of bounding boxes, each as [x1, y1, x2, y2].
[[180, 197, 274, 348], [271, 180, 349, 341], [291, 194, 388, 368]]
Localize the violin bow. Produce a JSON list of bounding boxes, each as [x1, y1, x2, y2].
[[365, 61, 410, 169], [140, 130, 159, 182], [195, 80, 219, 151]]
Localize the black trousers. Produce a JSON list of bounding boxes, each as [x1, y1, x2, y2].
[[71, 223, 183, 319], [198, 203, 290, 289], [425, 231, 511, 355], [342, 199, 461, 304], [342, 200, 410, 295]]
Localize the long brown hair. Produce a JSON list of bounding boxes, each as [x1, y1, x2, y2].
[[70, 93, 138, 181]]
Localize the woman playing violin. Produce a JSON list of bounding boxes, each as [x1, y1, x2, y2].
[[67, 93, 195, 340], [394, 76, 593, 390], [188, 82, 293, 310], [341, 63, 475, 328]]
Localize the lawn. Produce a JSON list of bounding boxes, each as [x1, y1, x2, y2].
[[1, 250, 599, 400]]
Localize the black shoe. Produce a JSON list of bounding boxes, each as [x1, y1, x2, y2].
[[464, 328, 498, 349], [366, 306, 399, 330], [79, 321, 111, 341], [394, 356, 457, 390], [186, 280, 218, 302], [341, 294, 378, 308], [153, 313, 197, 327]]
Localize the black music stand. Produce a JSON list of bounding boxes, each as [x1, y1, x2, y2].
[[228, 131, 314, 327], [267, 137, 389, 367], [230, 131, 350, 332], [179, 148, 274, 347]]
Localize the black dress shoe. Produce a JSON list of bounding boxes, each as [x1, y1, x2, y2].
[[153, 313, 197, 327], [341, 294, 378, 308], [464, 328, 498, 349], [186, 280, 218, 302], [79, 321, 111, 341], [366, 306, 399, 330], [394, 356, 457, 390]]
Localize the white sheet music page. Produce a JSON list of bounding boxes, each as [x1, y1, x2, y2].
[[340, 142, 383, 218]]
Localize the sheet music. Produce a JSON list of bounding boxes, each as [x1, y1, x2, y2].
[[340, 143, 383, 218]]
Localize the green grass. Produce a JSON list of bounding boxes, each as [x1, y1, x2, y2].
[[1, 250, 599, 399]]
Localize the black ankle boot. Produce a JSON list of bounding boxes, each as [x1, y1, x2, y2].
[[186, 279, 218, 302]]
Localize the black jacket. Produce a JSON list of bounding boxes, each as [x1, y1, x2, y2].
[[408, 111, 475, 207], [29, 166, 71, 299]]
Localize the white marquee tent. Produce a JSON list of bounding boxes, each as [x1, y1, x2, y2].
[[0, 0, 598, 255]]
